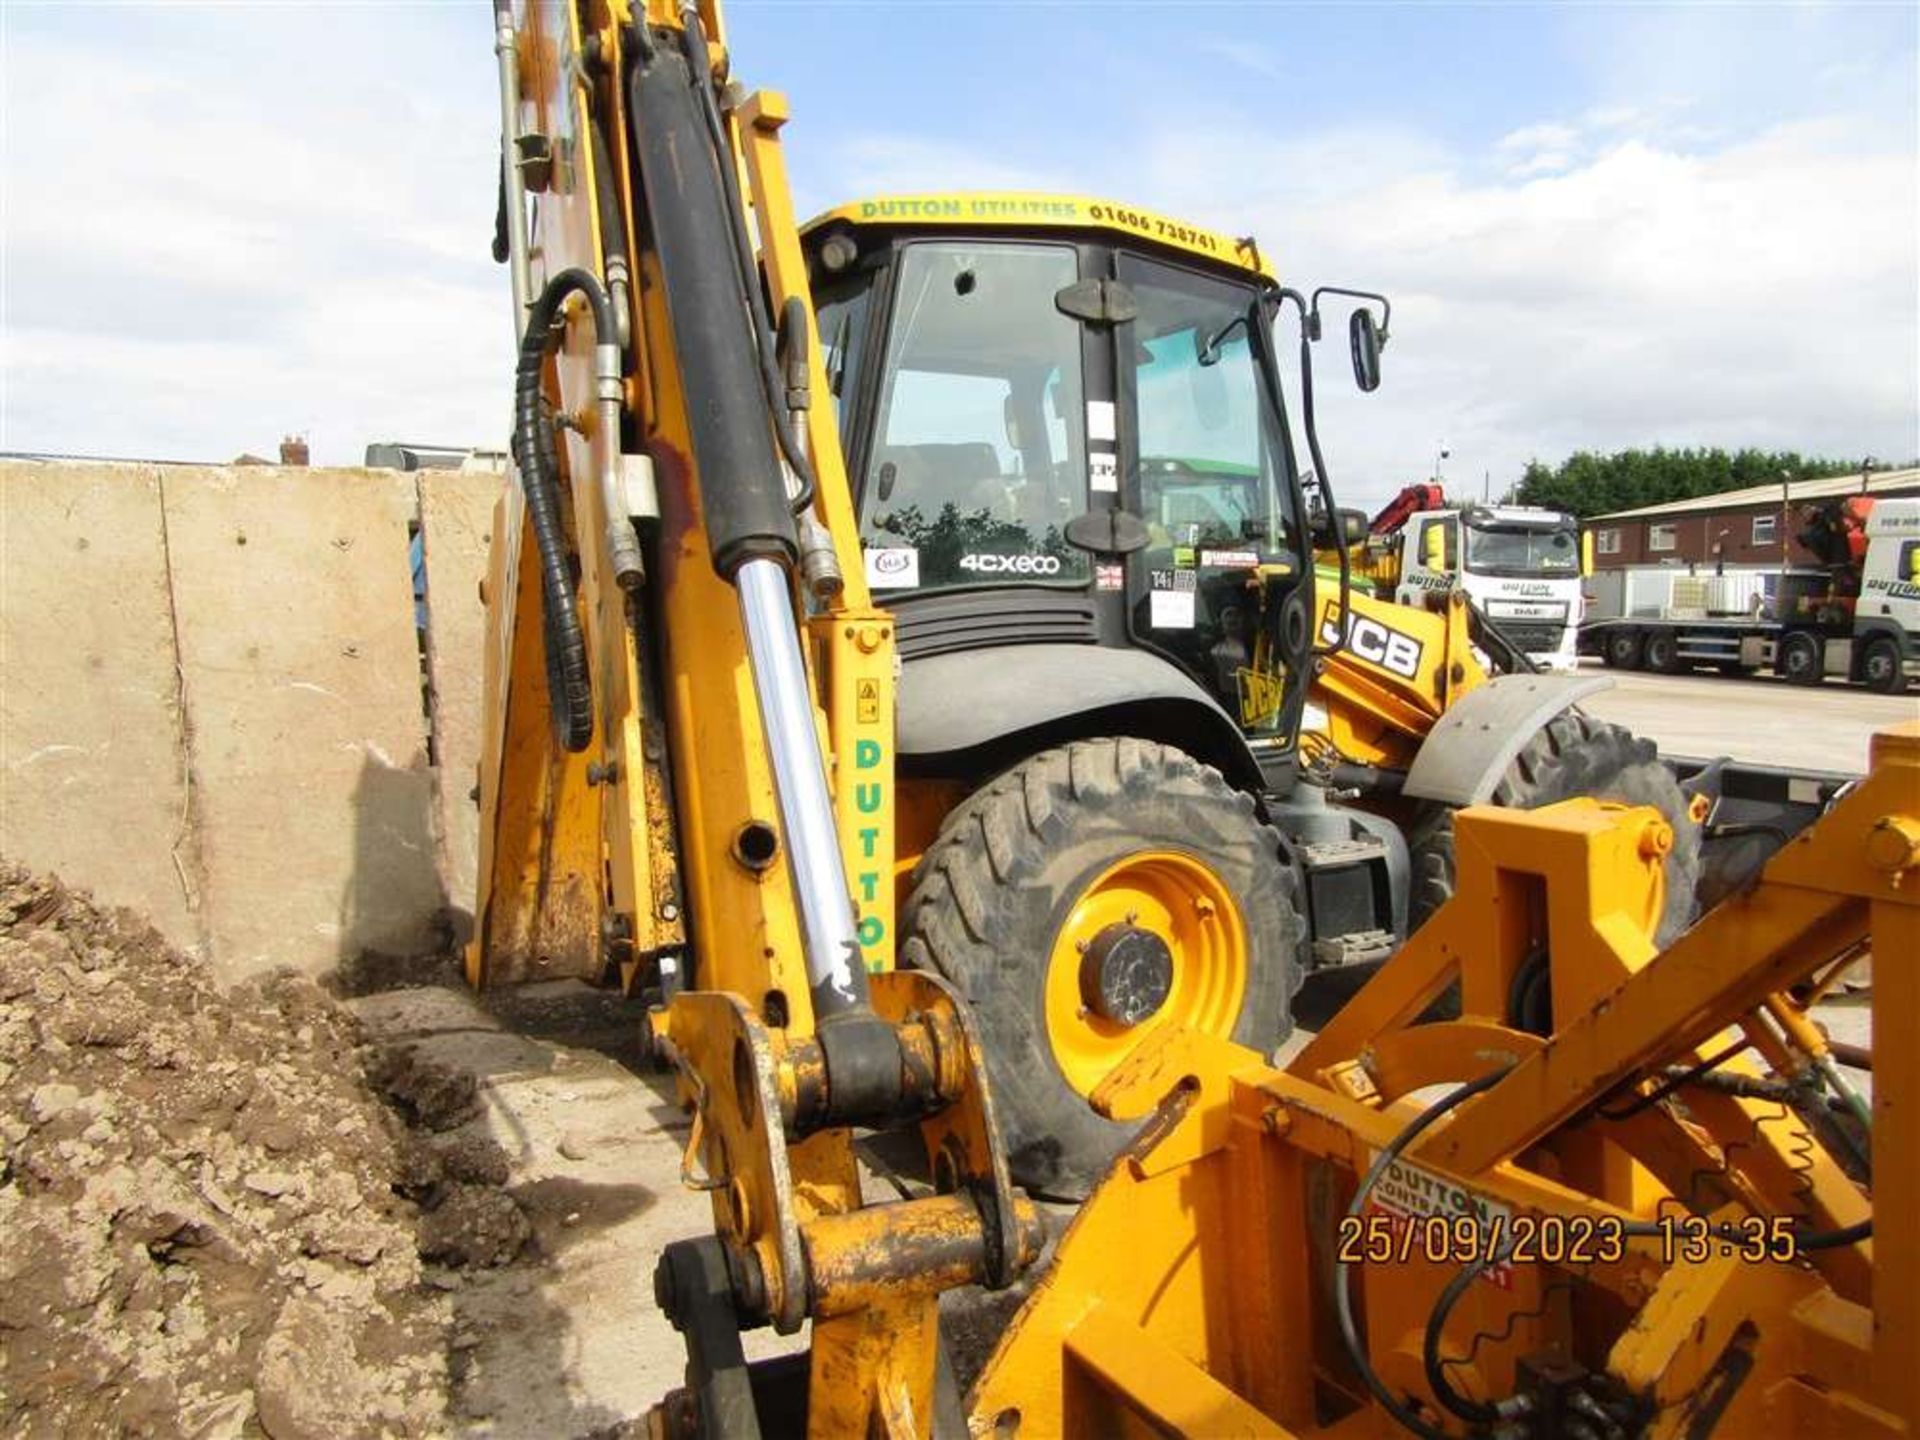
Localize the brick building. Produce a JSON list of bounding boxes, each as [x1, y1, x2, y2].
[[1584, 468, 1920, 570]]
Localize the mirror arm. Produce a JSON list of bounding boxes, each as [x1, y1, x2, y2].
[[1276, 285, 1350, 658], [1309, 285, 1392, 345]]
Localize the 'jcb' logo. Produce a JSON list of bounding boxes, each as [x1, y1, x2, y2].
[[1321, 611, 1424, 679]]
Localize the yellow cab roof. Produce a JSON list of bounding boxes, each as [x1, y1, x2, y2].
[[802, 192, 1277, 283]]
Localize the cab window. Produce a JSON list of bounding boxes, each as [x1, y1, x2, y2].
[[1416, 517, 1457, 571], [1119, 256, 1294, 558], [860, 242, 1089, 593]]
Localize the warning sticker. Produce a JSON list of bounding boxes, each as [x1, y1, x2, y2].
[[864, 547, 919, 589], [856, 679, 881, 724], [1365, 1154, 1514, 1290], [1149, 589, 1196, 629], [1095, 562, 1125, 591], [1090, 452, 1119, 493], [1086, 400, 1117, 443], [1201, 549, 1260, 568]]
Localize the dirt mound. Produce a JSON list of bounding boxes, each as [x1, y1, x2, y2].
[[0, 864, 454, 1438]]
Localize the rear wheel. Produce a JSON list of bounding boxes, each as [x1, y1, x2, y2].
[[1861, 635, 1905, 693], [1408, 712, 1702, 952], [1779, 631, 1824, 686], [1604, 629, 1644, 670], [902, 738, 1302, 1198], [1643, 630, 1682, 674]]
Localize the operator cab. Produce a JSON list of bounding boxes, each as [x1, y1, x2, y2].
[[804, 194, 1317, 763]]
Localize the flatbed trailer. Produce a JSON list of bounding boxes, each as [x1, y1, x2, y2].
[[1580, 496, 1920, 692], [1580, 610, 1917, 690]]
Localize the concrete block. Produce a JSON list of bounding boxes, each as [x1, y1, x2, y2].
[[160, 465, 442, 978], [418, 470, 501, 938], [0, 462, 198, 946]]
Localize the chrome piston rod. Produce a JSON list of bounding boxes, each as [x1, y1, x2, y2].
[[735, 558, 866, 1016]]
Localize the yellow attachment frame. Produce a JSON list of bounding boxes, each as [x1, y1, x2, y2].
[[971, 725, 1917, 1437]]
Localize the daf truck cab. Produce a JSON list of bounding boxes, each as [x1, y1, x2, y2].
[[1391, 503, 1586, 670]]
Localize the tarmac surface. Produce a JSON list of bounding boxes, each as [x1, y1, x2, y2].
[[1578, 660, 1917, 771]]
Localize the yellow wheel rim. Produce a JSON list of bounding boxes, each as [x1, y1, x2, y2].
[[1042, 849, 1250, 1099]]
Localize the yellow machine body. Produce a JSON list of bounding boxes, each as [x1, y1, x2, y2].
[[970, 726, 1914, 1438], [471, 3, 1899, 1435]]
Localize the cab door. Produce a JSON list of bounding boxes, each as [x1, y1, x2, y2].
[[1400, 514, 1456, 612]]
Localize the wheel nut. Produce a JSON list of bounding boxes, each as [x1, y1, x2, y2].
[[1639, 821, 1673, 860]]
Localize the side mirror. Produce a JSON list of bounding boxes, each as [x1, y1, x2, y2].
[[1312, 507, 1369, 549], [1580, 530, 1595, 579], [1349, 309, 1383, 393]]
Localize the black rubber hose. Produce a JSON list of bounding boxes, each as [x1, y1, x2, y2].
[[588, 117, 629, 274], [513, 267, 617, 752], [1421, 1238, 1515, 1425], [1334, 1066, 1513, 1439]]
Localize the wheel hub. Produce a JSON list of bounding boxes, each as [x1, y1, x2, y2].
[[1078, 923, 1175, 1026]]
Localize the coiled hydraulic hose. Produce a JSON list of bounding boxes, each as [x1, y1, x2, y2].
[[513, 267, 618, 752]]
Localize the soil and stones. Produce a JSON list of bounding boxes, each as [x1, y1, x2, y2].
[[0, 862, 531, 1438]]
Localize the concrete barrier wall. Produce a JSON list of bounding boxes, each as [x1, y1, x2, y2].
[[1, 460, 498, 981]]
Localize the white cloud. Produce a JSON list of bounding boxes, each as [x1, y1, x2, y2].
[[1498, 122, 1581, 154], [1, 3, 1912, 514], [1107, 102, 1917, 512], [2, 11, 509, 465]]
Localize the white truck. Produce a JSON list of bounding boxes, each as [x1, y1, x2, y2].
[[1580, 496, 1920, 692], [1354, 485, 1587, 671]]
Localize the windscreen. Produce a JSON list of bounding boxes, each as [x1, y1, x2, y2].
[[1465, 524, 1580, 577], [859, 242, 1088, 593]]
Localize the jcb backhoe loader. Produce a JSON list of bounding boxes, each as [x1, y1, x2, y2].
[[479, 0, 1706, 1205], [475, 4, 1898, 1435]]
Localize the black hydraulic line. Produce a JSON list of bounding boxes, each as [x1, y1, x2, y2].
[[1422, 1235, 1517, 1426], [513, 267, 619, 752], [669, 8, 819, 517], [625, 24, 799, 578], [1334, 1066, 1514, 1440]]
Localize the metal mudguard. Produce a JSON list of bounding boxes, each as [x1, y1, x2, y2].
[[1401, 672, 1615, 807], [897, 643, 1265, 791]]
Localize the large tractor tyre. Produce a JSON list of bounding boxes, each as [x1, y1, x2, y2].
[[1406, 712, 1703, 954], [1860, 636, 1906, 694], [901, 738, 1302, 1199]]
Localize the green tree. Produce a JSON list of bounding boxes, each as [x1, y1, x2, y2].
[[1512, 448, 1876, 518]]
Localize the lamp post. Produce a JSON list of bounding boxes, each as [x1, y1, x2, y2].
[[1433, 446, 1450, 485]]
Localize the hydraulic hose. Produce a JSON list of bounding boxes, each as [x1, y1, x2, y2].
[[513, 267, 620, 752], [1334, 1065, 1514, 1440]]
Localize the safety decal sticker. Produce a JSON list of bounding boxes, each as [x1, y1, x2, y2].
[[1096, 562, 1125, 591], [1086, 400, 1117, 443], [1172, 546, 1196, 569], [1149, 569, 1197, 592], [864, 547, 920, 589], [1149, 590, 1196, 629], [1090, 452, 1119, 493]]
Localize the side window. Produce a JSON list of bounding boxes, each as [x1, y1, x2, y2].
[[1901, 540, 1920, 583], [1416, 517, 1456, 570], [814, 279, 873, 430]]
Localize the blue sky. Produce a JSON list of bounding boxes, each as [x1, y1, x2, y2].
[[4, 2, 1915, 508]]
